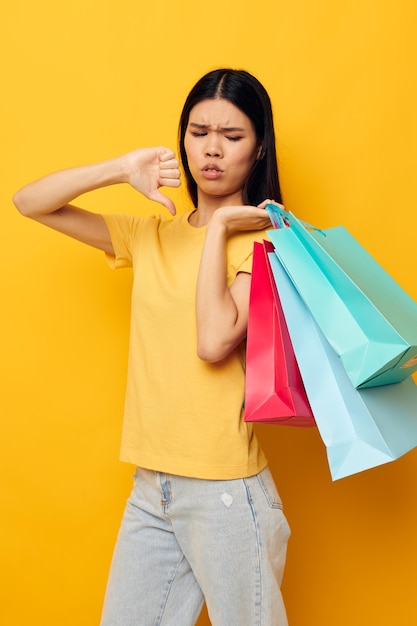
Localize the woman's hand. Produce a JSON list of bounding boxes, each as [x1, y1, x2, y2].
[[207, 205, 270, 237], [207, 199, 283, 237], [257, 198, 284, 211], [123, 147, 181, 215]]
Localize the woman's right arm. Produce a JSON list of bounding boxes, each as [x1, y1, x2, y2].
[[13, 147, 181, 254]]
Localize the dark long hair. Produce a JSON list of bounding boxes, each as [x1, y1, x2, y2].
[[179, 69, 281, 208]]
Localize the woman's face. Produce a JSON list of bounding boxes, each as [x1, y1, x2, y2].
[[184, 98, 260, 206]]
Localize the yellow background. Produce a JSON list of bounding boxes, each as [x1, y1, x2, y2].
[[2, 1, 417, 624]]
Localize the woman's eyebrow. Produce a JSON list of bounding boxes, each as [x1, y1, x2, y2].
[[189, 122, 246, 132]]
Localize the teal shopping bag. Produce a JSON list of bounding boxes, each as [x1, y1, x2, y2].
[[268, 248, 417, 480], [267, 206, 417, 388]]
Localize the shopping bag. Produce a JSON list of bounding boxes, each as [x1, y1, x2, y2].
[[266, 205, 417, 389], [244, 241, 314, 426], [268, 250, 417, 480]]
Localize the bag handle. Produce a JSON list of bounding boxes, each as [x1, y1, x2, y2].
[[266, 203, 325, 236], [265, 203, 290, 229]]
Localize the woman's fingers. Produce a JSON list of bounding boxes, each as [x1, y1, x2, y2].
[[257, 198, 285, 210], [159, 153, 181, 187]]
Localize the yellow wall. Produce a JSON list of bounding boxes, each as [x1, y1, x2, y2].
[[2, 1, 417, 624]]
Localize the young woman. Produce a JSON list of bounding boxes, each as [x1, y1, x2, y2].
[[13, 69, 291, 626]]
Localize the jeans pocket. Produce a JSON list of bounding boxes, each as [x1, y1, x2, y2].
[[256, 467, 283, 509]]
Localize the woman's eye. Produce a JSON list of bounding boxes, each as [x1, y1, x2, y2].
[[226, 136, 242, 142], [191, 132, 207, 137]]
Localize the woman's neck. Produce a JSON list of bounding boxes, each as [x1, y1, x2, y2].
[[189, 192, 244, 227]]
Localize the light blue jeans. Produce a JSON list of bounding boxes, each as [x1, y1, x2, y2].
[[100, 466, 290, 626]]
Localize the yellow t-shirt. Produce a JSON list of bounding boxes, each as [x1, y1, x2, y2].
[[103, 209, 268, 479]]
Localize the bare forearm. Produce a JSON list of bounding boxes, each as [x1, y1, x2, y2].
[[196, 216, 248, 362], [13, 156, 127, 218]]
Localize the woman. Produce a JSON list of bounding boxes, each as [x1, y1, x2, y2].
[[13, 69, 290, 626]]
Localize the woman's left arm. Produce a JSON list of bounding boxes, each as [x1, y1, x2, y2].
[[196, 205, 271, 362]]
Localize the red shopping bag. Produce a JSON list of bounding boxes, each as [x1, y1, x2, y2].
[[244, 241, 315, 426]]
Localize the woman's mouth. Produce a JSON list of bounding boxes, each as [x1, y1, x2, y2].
[[201, 164, 223, 180]]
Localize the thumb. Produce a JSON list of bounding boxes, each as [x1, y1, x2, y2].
[[148, 189, 176, 215]]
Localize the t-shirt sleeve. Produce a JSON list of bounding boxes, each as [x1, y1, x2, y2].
[[237, 254, 254, 275], [102, 213, 139, 269], [235, 230, 271, 276]]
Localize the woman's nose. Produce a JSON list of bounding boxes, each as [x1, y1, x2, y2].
[[204, 134, 222, 157]]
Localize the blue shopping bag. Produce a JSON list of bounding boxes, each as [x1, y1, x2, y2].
[[267, 205, 417, 388], [268, 248, 417, 480]]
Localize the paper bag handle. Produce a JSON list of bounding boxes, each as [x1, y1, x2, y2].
[[266, 203, 325, 235]]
